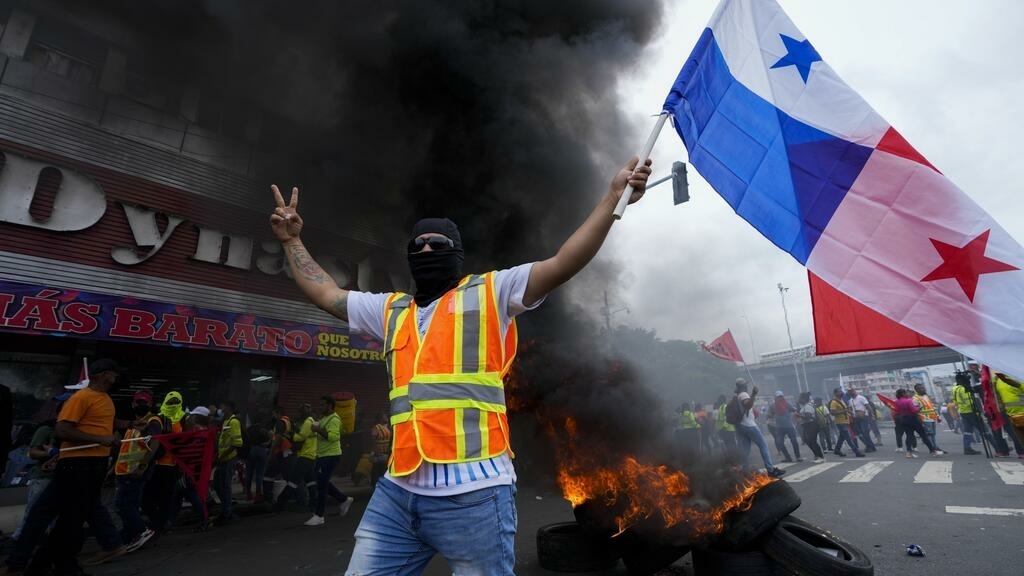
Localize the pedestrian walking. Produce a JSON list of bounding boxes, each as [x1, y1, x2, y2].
[[797, 392, 825, 463], [771, 391, 802, 462], [216, 401, 244, 522], [732, 380, 785, 477], [829, 388, 865, 458], [714, 395, 736, 453], [113, 391, 162, 552], [848, 388, 877, 452], [893, 389, 944, 457], [305, 397, 353, 526], [276, 404, 318, 510], [813, 397, 834, 452]]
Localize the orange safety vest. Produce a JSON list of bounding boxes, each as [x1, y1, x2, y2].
[[273, 416, 293, 455], [115, 415, 162, 475], [156, 417, 184, 466], [383, 273, 517, 476], [915, 394, 939, 422]]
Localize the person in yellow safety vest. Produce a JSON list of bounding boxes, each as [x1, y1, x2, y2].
[[216, 401, 244, 522], [676, 402, 700, 461], [813, 397, 834, 452], [828, 388, 864, 457], [271, 155, 653, 573], [993, 373, 1024, 457], [304, 396, 354, 526], [912, 383, 943, 453], [145, 391, 189, 534], [113, 391, 163, 552], [714, 394, 736, 451], [264, 406, 294, 503], [370, 412, 393, 487], [275, 403, 318, 510], [952, 374, 983, 455]]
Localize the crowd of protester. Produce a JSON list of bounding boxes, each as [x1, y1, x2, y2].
[[1, 360, 387, 575]]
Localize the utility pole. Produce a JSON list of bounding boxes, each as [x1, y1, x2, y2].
[[778, 283, 803, 393], [740, 313, 758, 362], [601, 291, 629, 335]]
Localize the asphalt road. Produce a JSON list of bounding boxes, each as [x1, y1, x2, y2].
[[33, 427, 1024, 575]]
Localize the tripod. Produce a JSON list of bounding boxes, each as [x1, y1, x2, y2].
[[967, 387, 994, 459]]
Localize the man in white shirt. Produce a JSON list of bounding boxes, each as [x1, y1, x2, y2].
[[847, 389, 877, 452], [733, 379, 785, 478], [269, 157, 652, 575]]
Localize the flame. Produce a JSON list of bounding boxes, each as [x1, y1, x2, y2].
[[555, 417, 775, 537]]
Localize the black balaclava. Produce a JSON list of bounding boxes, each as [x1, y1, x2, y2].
[[407, 218, 465, 307]]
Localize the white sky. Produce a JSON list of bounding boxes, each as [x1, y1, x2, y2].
[[604, 0, 1024, 364]]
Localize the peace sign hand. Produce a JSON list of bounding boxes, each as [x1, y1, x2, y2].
[[270, 185, 304, 242]]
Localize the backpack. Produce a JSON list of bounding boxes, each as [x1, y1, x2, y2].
[[725, 396, 743, 426]]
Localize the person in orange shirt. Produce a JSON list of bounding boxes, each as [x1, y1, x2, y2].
[[34, 358, 122, 576]]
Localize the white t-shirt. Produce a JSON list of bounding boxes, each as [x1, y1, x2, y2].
[[850, 395, 870, 416], [347, 263, 543, 496], [736, 392, 757, 427]]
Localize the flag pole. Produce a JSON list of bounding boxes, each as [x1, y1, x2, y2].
[[742, 361, 757, 387], [613, 112, 670, 219]]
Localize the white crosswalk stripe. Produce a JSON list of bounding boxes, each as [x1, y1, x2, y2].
[[990, 461, 1024, 485], [914, 461, 953, 483], [946, 506, 1024, 517], [839, 461, 893, 483], [782, 462, 843, 482]]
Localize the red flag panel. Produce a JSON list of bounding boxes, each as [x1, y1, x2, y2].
[[155, 428, 217, 517], [809, 271, 940, 355], [703, 330, 745, 363]]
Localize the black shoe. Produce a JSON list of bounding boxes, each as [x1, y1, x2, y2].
[[964, 449, 982, 455], [782, 458, 794, 463], [855, 452, 866, 457], [767, 468, 786, 478]]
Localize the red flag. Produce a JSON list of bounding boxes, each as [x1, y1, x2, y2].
[[875, 393, 897, 412], [702, 330, 744, 363], [980, 366, 1004, 430], [809, 272, 940, 354], [155, 428, 217, 516]]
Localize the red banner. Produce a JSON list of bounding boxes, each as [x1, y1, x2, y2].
[[702, 330, 744, 363], [155, 428, 217, 517], [980, 366, 1004, 430], [875, 393, 897, 412]]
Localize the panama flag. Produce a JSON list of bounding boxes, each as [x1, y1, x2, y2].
[[663, 0, 1024, 376]]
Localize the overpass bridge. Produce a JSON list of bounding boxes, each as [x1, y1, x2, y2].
[[746, 346, 963, 397]]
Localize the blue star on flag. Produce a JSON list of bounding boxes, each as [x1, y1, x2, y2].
[[770, 34, 821, 83]]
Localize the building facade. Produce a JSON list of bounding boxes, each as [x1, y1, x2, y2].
[[0, 2, 406, 445]]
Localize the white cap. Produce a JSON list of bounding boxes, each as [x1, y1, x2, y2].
[[65, 382, 88, 390], [190, 406, 211, 417]]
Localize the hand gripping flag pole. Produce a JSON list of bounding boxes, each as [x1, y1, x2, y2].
[[613, 112, 670, 219]]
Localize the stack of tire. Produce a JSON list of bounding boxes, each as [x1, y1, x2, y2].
[[536, 480, 872, 575]]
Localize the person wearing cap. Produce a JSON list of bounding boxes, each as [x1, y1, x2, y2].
[[113, 391, 163, 553], [270, 156, 652, 573], [31, 358, 122, 576], [168, 407, 214, 531], [304, 396, 353, 526], [276, 403, 318, 511], [770, 390, 802, 463], [733, 379, 786, 478]]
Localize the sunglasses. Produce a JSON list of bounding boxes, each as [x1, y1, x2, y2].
[[408, 236, 454, 253]]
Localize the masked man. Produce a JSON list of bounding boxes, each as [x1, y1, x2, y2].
[[269, 157, 651, 574]]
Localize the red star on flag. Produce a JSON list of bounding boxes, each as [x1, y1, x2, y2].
[[920, 230, 1018, 302]]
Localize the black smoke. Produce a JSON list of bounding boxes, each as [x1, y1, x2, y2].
[[67, 0, 756, 512]]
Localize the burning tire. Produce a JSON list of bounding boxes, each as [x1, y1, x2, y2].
[[715, 479, 801, 550], [691, 548, 793, 576], [761, 516, 873, 576], [617, 535, 690, 576], [536, 522, 619, 572]]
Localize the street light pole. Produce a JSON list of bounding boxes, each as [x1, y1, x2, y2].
[[778, 283, 804, 393]]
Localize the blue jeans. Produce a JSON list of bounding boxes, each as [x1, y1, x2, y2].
[[314, 455, 347, 516], [736, 424, 775, 472], [773, 425, 801, 460], [13, 477, 51, 540], [853, 417, 876, 451], [834, 424, 862, 455], [246, 446, 268, 497], [115, 476, 147, 542], [346, 478, 517, 576], [216, 458, 238, 517]]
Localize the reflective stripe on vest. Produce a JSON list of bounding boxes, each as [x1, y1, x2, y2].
[[115, 416, 161, 475], [915, 394, 938, 421], [995, 378, 1024, 415], [680, 411, 698, 429], [954, 385, 974, 414], [383, 273, 515, 476]]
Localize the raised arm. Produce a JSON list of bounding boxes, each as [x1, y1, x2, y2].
[[269, 185, 350, 321], [522, 157, 652, 306]]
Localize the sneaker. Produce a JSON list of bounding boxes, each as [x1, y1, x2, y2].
[[81, 545, 128, 566], [782, 458, 794, 463], [930, 450, 945, 456], [124, 529, 155, 553], [767, 467, 786, 478], [304, 515, 325, 526], [910, 452, 918, 458], [812, 458, 824, 464], [904, 452, 913, 458], [339, 497, 354, 517], [964, 449, 982, 455], [796, 457, 805, 462]]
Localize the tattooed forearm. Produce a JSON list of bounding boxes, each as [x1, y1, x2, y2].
[[286, 244, 326, 284], [330, 292, 349, 321]]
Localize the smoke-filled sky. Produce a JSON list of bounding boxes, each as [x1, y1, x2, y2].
[[606, 0, 1024, 364]]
